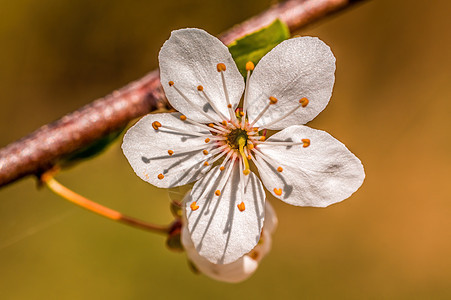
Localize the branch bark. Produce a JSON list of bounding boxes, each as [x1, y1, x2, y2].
[[0, 0, 366, 188]]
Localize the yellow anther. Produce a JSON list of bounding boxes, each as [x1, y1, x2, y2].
[[157, 173, 164, 180], [247, 143, 254, 150], [152, 121, 162, 130], [204, 138, 210, 143], [269, 96, 278, 105], [168, 150, 174, 156], [204, 161, 209, 166], [190, 201, 199, 211], [203, 150, 209, 155], [245, 61, 255, 71], [221, 120, 228, 126], [252, 127, 259, 132], [180, 115, 187, 121], [239, 111, 245, 116], [299, 97, 309, 107], [227, 104, 232, 108], [247, 155, 252, 160], [220, 166, 225, 171], [168, 81, 174, 86], [302, 139, 311, 148], [216, 63, 226, 72], [243, 169, 250, 175], [197, 85, 204, 91], [277, 166, 283, 172], [215, 190, 221, 196], [208, 123, 215, 128], [237, 201, 246, 212], [259, 136, 266, 141], [274, 188, 282, 196]]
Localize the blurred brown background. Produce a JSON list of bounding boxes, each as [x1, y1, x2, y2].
[[1, 0, 451, 299]]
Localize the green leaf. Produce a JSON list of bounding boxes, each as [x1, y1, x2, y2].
[[228, 19, 290, 77], [59, 126, 125, 168]]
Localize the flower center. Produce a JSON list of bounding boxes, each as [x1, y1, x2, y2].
[[226, 128, 248, 150]]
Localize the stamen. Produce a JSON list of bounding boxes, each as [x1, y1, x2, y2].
[[190, 201, 199, 211], [170, 83, 218, 123], [168, 81, 174, 86], [205, 138, 210, 143], [203, 150, 209, 155], [249, 96, 277, 127], [219, 150, 234, 171], [237, 202, 246, 212], [217, 63, 238, 124], [214, 157, 236, 197], [180, 115, 187, 121], [299, 97, 309, 107], [183, 114, 225, 135], [168, 150, 174, 156], [241, 61, 254, 128], [252, 147, 284, 176], [204, 161, 209, 166], [152, 121, 162, 130], [302, 139, 311, 148], [159, 124, 211, 137], [198, 85, 229, 121], [274, 188, 283, 196], [277, 166, 283, 172], [215, 190, 221, 196], [157, 174, 164, 180], [259, 97, 310, 130]]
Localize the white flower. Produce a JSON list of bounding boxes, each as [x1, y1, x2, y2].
[[181, 196, 278, 283], [122, 28, 365, 265]]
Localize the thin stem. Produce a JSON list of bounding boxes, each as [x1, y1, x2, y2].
[[40, 171, 170, 235]]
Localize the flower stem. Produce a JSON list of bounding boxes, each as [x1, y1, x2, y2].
[[40, 170, 170, 235]]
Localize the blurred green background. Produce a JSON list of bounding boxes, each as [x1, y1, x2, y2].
[[1, 0, 451, 299]]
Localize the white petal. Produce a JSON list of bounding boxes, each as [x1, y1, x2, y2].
[[185, 164, 265, 264], [181, 197, 277, 283], [159, 28, 244, 123], [246, 37, 336, 129], [121, 113, 213, 188], [255, 125, 365, 207]]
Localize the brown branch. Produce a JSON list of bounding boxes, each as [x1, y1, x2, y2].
[[0, 0, 367, 188]]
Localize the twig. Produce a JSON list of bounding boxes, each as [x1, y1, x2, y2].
[[0, 0, 367, 188]]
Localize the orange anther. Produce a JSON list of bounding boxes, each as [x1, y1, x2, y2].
[[168, 81, 174, 86], [237, 201, 246, 212], [274, 188, 282, 196], [222, 120, 228, 126], [180, 115, 187, 121], [216, 63, 226, 72], [204, 138, 210, 143], [239, 111, 245, 116], [203, 150, 209, 155], [245, 61, 254, 71], [204, 161, 209, 166], [299, 97, 309, 107], [197, 85, 204, 91], [247, 143, 254, 150], [269, 96, 278, 105], [227, 104, 232, 108], [247, 155, 252, 160], [152, 121, 162, 130], [215, 190, 221, 196], [190, 201, 199, 211], [168, 150, 174, 156], [208, 123, 215, 128], [220, 166, 225, 171], [259, 136, 266, 141], [277, 166, 283, 172], [253, 127, 259, 132], [157, 173, 164, 180], [302, 139, 310, 148]]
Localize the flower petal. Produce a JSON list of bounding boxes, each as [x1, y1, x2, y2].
[[246, 37, 336, 129], [185, 164, 265, 264], [182, 197, 277, 283], [255, 125, 365, 207], [122, 112, 213, 188], [159, 28, 244, 123]]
